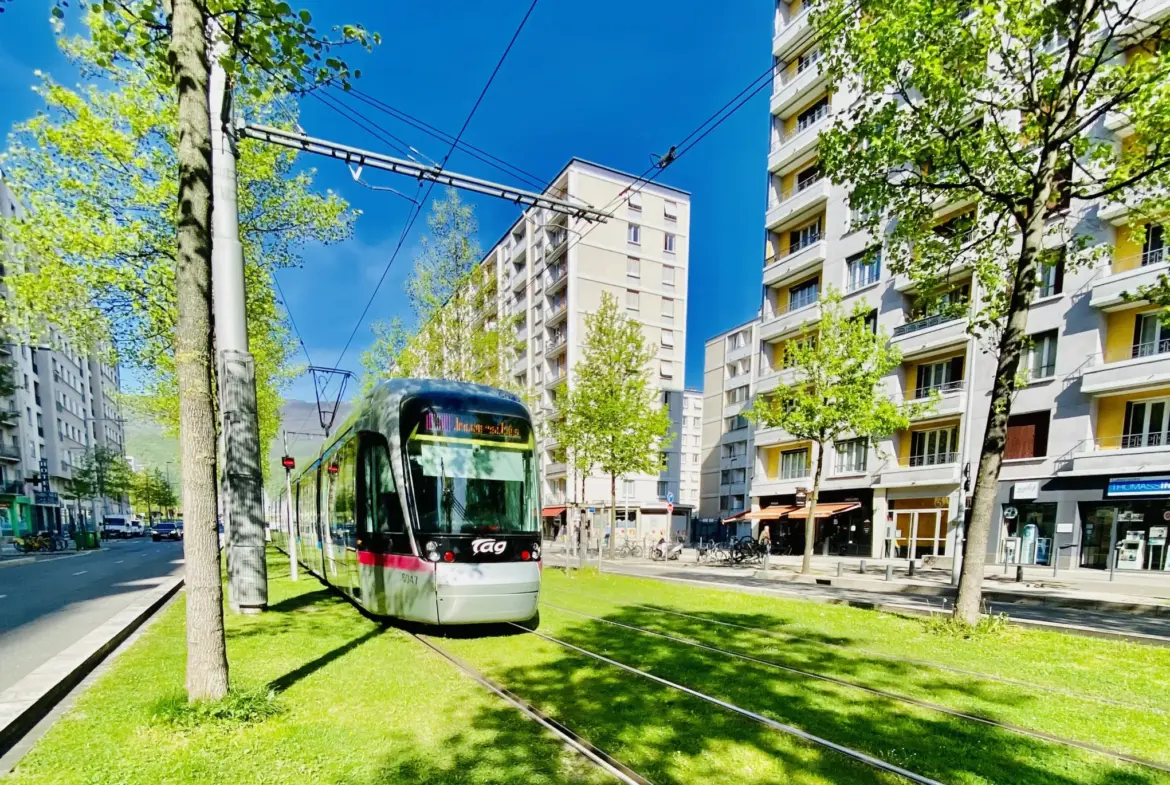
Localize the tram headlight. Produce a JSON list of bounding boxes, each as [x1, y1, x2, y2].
[[531, 543, 541, 560], [427, 550, 441, 562], [424, 540, 438, 553]]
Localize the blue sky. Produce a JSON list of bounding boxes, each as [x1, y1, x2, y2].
[[0, 0, 770, 399]]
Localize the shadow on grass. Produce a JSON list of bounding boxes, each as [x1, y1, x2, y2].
[[268, 626, 386, 694]]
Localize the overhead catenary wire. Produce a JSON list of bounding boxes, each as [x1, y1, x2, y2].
[[330, 0, 542, 373]]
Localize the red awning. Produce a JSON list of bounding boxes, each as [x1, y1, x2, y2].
[[788, 502, 863, 520], [745, 505, 799, 521], [541, 506, 567, 518]]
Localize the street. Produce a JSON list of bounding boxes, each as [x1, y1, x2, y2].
[[0, 539, 184, 693]]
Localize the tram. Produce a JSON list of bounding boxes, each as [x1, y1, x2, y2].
[[272, 379, 542, 625]]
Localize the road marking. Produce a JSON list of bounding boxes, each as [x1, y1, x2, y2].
[[0, 594, 7, 599], [72, 570, 87, 576], [115, 560, 124, 564]]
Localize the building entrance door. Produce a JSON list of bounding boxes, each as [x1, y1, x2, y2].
[[889, 509, 947, 559]]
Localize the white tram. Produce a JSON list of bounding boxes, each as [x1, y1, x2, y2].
[[272, 379, 542, 624]]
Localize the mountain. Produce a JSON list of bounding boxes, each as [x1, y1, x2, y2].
[[123, 399, 354, 493]]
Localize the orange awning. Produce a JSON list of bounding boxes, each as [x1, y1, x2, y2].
[[788, 502, 863, 520], [721, 511, 747, 522], [744, 505, 799, 521], [541, 506, 567, 517]]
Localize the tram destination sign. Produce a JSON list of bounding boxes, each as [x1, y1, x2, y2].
[[422, 411, 527, 443], [1106, 476, 1170, 497]]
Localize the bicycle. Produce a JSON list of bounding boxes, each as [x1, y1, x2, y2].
[[14, 533, 53, 553], [617, 540, 643, 558]]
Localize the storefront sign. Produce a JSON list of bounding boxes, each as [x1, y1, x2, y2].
[[1003, 506, 1018, 520], [34, 491, 59, 506], [1119, 511, 1145, 523], [1106, 476, 1170, 497], [1056, 523, 1073, 534], [1013, 481, 1039, 500]]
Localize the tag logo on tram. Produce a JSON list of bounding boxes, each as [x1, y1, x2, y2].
[[471, 538, 507, 555]]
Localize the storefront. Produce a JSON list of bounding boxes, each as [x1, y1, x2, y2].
[[541, 505, 567, 539], [0, 495, 32, 540], [989, 474, 1170, 571], [755, 489, 874, 556], [885, 496, 952, 560]]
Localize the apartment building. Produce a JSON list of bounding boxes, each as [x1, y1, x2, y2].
[[472, 159, 692, 542], [699, 320, 758, 523], [724, 0, 1170, 572], [0, 176, 126, 541]]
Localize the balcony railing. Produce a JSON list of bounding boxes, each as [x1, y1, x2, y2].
[[911, 379, 965, 400], [1093, 433, 1170, 450], [775, 5, 811, 38], [1109, 248, 1166, 274], [776, 50, 822, 90], [846, 263, 881, 292], [546, 369, 567, 385], [547, 333, 567, 352], [547, 300, 568, 321], [767, 176, 825, 211], [0, 480, 23, 494], [786, 289, 819, 313], [0, 444, 20, 460], [547, 264, 567, 288], [1101, 337, 1170, 364], [908, 452, 958, 467], [778, 466, 810, 480], [893, 312, 962, 337]]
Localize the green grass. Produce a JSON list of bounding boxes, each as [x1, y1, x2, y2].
[[5, 555, 612, 785], [437, 570, 1170, 785]]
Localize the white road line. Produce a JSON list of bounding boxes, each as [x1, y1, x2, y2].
[[72, 570, 87, 576], [115, 560, 124, 564], [0, 595, 7, 599]]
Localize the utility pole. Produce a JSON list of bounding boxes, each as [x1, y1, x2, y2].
[[282, 430, 298, 582], [209, 32, 267, 614]]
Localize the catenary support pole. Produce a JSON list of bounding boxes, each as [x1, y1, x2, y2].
[[283, 431, 298, 582], [209, 32, 267, 613]]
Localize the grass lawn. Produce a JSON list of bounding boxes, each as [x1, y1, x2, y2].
[[4, 554, 613, 785], [439, 569, 1170, 785]]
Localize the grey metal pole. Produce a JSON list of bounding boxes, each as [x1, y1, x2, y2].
[[210, 32, 267, 613], [1108, 507, 1119, 582], [283, 430, 298, 582]]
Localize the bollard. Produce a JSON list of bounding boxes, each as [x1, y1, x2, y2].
[[886, 564, 894, 581], [836, 561, 843, 577], [1016, 565, 1024, 582], [908, 559, 916, 577], [859, 559, 867, 575]]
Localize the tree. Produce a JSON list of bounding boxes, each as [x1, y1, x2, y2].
[[72, 445, 135, 514], [549, 381, 597, 558], [361, 190, 517, 389], [747, 292, 921, 574], [815, 0, 1170, 623], [561, 293, 672, 559], [132, 467, 178, 519], [19, 0, 376, 701]]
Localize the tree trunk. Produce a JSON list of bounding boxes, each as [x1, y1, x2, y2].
[[954, 203, 1053, 626], [608, 473, 616, 559], [169, 0, 229, 701], [801, 442, 824, 574]]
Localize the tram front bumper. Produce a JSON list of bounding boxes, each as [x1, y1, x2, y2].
[[434, 561, 540, 624]]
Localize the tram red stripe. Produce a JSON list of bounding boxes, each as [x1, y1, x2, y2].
[[357, 550, 432, 572]]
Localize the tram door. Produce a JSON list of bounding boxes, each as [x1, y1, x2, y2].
[[324, 439, 360, 596]]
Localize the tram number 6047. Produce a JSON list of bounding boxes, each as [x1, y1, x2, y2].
[[472, 538, 507, 555]]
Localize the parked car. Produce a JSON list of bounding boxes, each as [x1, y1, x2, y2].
[[152, 522, 181, 542], [102, 515, 133, 539]]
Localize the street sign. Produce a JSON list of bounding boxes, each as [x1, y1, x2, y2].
[[666, 502, 674, 516], [281, 455, 296, 471], [34, 491, 59, 506], [666, 491, 674, 504], [38, 458, 50, 492], [1003, 506, 1018, 520]]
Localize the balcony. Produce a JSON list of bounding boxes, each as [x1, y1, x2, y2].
[[878, 454, 960, 488], [752, 471, 811, 499], [771, 58, 826, 119], [755, 365, 802, 394], [1059, 434, 1170, 475], [511, 242, 528, 264], [547, 264, 568, 293], [753, 424, 796, 447], [1089, 254, 1169, 309], [890, 314, 969, 359], [1081, 338, 1170, 395], [544, 461, 567, 477], [769, 114, 829, 175], [546, 300, 568, 325], [904, 380, 967, 420], [547, 232, 568, 261], [1105, 109, 1135, 138], [765, 177, 829, 231], [511, 353, 528, 376], [763, 238, 826, 287], [773, 6, 814, 58], [0, 480, 23, 494], [545, 368, 567, 387], [0, 444, 20, 462], [546, 332, 568, 356], [760, 299, 821, 342]]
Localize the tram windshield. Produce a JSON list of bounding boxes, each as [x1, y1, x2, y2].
[[404, 408, 538, 534]]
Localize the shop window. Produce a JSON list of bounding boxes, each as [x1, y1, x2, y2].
[[1005, 411, 1050, 459], [1001, 502, 1057, 565]]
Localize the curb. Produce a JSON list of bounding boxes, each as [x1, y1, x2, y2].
[[0, 549, 103, 569], [750, 569, 1170, 617], [0, 574, 184, 756], [610, 569, 1170, 648]]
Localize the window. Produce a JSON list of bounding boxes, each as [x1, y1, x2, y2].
[[662, 391, 673, 406], [1134, 312, 1170, 358], [795, 163, 821, 192], [663, 265, 675, 287], [691, 453, 699, 464], [1005, 411, 1050, 459], [795, 47, 821, 74], [788, 277, 819, 311], [626, 289, 640, 312], [724, 414, 749, 432], [789, 220, 821, 253], [779, 448, 809, 479], [1122, 398, 1170, 448], [914, 356, 964, 398], [1037, 247, 1065, 298], [796, 96, 829, 133], [934, 209, 975, 242], [720, 494, 746, 513], [662, 298, 675, 320], [909, 426, 959, 466], [661, 329, 675, 348], [664, 200, 678, 221], [846, 249, 881, 291], [622, 479, 636, 497], [863, 309, 878, 335], [628, 191, 642, 211], [627, 256, 641, 278], [664, 233, 676, 253], [834, 438, 868, 474], [628, 223, 641, 245], [660, 360, 674, 379], [722, 441, 747, 458], [729, 329, 749, 350], [1026, 330, 1058, 378], [326, 438, 359, 549], [657, 481, 669, 498], [726, 385, 749, 404], [721, 468, 746, 485], [1142, 225, 1165, 267]]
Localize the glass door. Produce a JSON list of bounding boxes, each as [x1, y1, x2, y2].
[[1122, 397, 1170, 448]]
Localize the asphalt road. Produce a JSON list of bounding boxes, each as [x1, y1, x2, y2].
[[607, 563, 1170, 640], [0, 538, 184, 693]]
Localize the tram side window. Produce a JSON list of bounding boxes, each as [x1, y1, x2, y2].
[[361, 433, 406, 536], [330, 438, 358, 543]]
